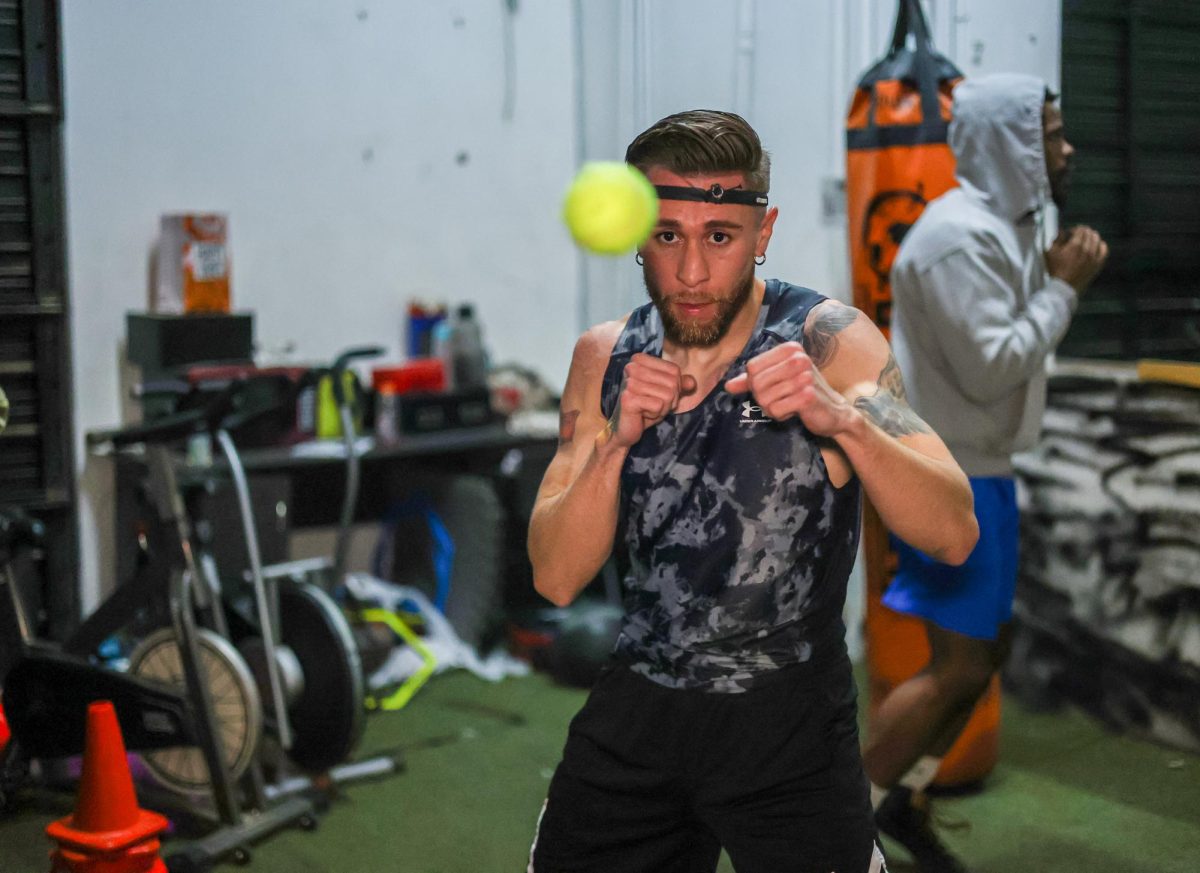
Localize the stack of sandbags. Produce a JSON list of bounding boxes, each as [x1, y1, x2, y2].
[[1010, 363, 1200, 751]]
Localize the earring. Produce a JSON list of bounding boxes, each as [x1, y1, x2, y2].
[[755, 254, 766, 266], [635, 253, 645, 266]]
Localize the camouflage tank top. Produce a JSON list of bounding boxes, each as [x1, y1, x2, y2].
[[600, 279, 862, 692]]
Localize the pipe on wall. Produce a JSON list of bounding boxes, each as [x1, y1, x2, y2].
[[733, 0, 757, 118], [632, 0, 653, 131], [830, 0, 848, 175], [571, 0, 589, 332]]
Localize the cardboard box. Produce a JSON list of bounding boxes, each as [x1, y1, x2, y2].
[[155, 213, 231, 313]]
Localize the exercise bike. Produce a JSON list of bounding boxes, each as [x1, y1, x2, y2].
[[150, 368, 399, 800], [237, 349, 406, 686], [1, 389, 317, 869]]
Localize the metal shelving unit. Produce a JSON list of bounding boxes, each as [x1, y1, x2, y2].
[[0, 0, 76, 639]]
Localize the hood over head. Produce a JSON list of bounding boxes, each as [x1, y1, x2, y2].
[[949, 73, 1051, 223]]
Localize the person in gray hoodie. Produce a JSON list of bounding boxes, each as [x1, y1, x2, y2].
[[865, 73, 1108, 872]]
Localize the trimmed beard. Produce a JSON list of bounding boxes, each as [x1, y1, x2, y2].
[[644, 263, 756, 348], [1050, 163, 1072, 210]]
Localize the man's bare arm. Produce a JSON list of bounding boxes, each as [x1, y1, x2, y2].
[[528, 323, 627, 606], [807, 302, 978, 564]]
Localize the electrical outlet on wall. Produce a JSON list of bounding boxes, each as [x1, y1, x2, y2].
[[821, 177, 846, 226]]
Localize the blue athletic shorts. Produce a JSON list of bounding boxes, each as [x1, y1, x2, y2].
[[882, 476, 1018, 641]]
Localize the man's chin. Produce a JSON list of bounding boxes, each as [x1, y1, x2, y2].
[[647, 268, 755, 348], [663, 317, 724, 347], [1051, 174, 1071, 210]]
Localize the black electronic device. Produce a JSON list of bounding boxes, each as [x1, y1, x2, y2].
[[126, 311, 254, 374]]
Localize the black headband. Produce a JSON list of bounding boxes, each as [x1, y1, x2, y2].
[[654, 183, 768, 207]]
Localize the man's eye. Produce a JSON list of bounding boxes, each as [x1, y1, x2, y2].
[[658, 231, 677, 243], [711, 231, 729, 244]]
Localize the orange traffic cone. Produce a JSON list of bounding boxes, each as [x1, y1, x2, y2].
[[45, 701, 170, 873], [0, 699, 11, 757]]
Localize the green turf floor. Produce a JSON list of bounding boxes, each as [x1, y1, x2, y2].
[[2, 667, 1198, 872]]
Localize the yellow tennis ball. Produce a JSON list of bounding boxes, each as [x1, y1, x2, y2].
[[562, 162, 659, 255]]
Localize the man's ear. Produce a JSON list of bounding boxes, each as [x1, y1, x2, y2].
[[756, 206, 779, 257]]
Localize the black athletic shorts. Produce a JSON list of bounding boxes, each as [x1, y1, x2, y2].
[[528, 654, 884, 873]]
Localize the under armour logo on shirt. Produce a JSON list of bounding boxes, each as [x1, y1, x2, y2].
[[740, 401, 768, 424]]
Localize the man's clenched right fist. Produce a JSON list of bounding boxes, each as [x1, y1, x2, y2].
[[607, 353, 697, 448]]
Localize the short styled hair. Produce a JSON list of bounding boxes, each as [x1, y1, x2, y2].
[[625, 110, 771, 193]]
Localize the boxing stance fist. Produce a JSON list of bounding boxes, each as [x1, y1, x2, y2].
[[608, 353, 698, 448], [724, 342, 855, 438]]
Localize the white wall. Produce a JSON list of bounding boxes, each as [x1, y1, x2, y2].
[[63, 0, 580, 606], [61, 0, 1059, 612]]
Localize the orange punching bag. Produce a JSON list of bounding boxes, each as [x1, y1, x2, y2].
[[845, 0, 1000, 788]]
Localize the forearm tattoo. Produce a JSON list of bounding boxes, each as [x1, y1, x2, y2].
[[603, 374, 627, 440], [805, 305, 859, 367], [558, 409, 580, 446], [853, 353, 932, 437], [604, 403, 620, 439]]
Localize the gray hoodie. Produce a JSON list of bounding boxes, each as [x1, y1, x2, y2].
[[889, 73, 1078, 477]]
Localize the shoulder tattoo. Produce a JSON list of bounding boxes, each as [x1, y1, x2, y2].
[[805, 304, 858, 367], [852, 352, 931, 437], [876, 354, 909, 402]]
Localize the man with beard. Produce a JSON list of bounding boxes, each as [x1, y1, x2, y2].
[[525, 109, 979, 873], [868, 76, 1109, 872]]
